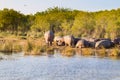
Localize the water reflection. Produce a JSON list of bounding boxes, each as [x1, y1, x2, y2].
[[0, 48, 120, 60], [0, 55, 120, 80], [0, 49, 120, 80]]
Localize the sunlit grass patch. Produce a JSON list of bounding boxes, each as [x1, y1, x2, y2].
[[24, 40, 34, 55], [0, 39, 22, 54], [12, 44, 22, 52], [61, 47, 75, 57], [24, 39, 48, 55], [81, 48, 94, 56], [95, 48, 107, 56], [0, 41, 13, 53], [109, 48, 120, 56]]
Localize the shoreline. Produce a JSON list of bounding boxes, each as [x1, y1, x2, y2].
[[0, 37, 119, 57]]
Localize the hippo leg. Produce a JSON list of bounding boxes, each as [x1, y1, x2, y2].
[[71, 42, 75, 48], [50, 41, 52, 46]]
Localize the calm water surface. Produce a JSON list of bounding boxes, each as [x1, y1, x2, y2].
[[0, 52, 120, 80]]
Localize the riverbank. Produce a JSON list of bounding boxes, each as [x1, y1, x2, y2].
[[0, 36, 120, 58]]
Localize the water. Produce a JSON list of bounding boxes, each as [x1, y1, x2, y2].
[[0, 52, 120, 80]]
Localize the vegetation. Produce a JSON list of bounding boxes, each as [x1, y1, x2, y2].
[[0, 7, 120, 38], [0, 40, 22, 53], [0, 7, 120, 57], [81, 48, 94, 56], [61, 47, 75, 57], [24, 40, 47, 55], [109, 48, 120, 56]]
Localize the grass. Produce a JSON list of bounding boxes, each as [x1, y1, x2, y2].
[[46, 47, 54, 55], [109, 48, 120, 56], [24, 40, 48, 55], [0, 40, 22, 53], [81, 48, 94, 56], [95, 48, 107, 56], [61, 47, 75, 57], [0, 33, 120, 58], [0, 41, 13, 53], [24, 40, 33, 55]]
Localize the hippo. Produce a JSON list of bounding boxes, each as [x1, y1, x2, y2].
[[76, 39, 90, 48], [54, 36, 64, 46], [89, 41, 96, 48], [74, 37, 81, 46], [113, 37, 120, 46], [44, 30, 54, 46], [63, 35, 75, 47], [88, 38, 96, 42], [95, 38, 111, 42], [95, 40, 114, 49]]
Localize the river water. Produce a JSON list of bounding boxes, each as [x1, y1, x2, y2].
[[0, 52, 120, 80]]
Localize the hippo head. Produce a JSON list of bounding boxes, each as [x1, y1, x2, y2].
[[57, 40, 65, 46]]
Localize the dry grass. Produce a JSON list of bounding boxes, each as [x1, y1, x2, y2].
[[24, 39, 47, 55], [0, 40, 22, 53], [0, 35, 120, 58], [95, 48, 107, 56], [81, 48, 94, 56], [109, 48, 120, 56], [61, 47, 75, 57], [24, 40, 33, 55]]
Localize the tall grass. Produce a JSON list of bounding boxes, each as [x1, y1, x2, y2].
[[109, 48, 120, 56], [61, 47, 75, 57], [81, 48, 94, 56], [24, 40, 47, 55], [95, 48, 107, 57], [0, 40, 22, 53]]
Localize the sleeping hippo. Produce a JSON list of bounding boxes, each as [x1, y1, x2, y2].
[[113, 37, 120, 46], [44, 30, 54, 46], [74, 37, 81, 46], [63, 35, 75, 47], [76, 39, 90, 48], [54, 36, 64, 46], [95, 38, 111, 42], [95, 40, 114, 49]]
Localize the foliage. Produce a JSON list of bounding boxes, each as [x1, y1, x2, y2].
[[0, 7, 120, 38]]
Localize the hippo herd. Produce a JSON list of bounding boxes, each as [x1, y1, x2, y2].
[[44, 30, 120, 49]]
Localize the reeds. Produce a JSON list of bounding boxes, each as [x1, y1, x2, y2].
[[0, 40, 22, 53], [24, 40, 48, 55], [81, 48, 94, 56], [61, 47, 75, 57], [95, 48, 107, 57], [109, 48, 120, 56], [0, 37, 120, 58]]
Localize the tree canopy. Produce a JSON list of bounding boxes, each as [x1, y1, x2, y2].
[[0, 7, 120, 39]]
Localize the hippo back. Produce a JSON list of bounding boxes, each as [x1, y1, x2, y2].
[[63, 35, 75, 47], [95, 40, 112, 49], [76, 39, 90, 48], [113, 37, 120, 45]]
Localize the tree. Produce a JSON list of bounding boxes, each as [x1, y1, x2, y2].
[[71, 12, 95, 37], [31, 15, 49, 33]]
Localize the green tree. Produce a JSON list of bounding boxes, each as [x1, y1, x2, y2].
[[72, 12, 95, 37]]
